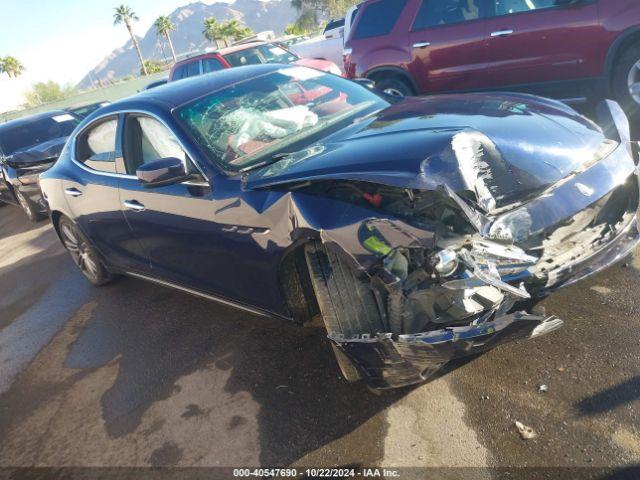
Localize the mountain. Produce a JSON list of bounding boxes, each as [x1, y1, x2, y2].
[[78, 0, 299, 89]]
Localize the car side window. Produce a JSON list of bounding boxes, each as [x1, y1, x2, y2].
[[414, 0, 485, 29], [75, 117, 118, 173], [123, 115, 187, 175], [202, 58, 224, 73], [173, 65, 186, 80], [353, 0, 408, 39], [493, 0, 557, 16]]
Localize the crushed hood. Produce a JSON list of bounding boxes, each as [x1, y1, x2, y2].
[[7, 136, 68, 166], [245, 93, 607, 211]]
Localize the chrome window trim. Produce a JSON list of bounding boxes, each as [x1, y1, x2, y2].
[[70, 108, 211, 183]]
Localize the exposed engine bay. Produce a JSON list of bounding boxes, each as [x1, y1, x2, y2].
[[290, 113, 640, 388]]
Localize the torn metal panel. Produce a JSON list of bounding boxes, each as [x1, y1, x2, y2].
[[331, 314, 564, 389]]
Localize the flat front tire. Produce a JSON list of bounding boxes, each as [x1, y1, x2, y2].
[[58, 217, 114, 286], [304, 242, 385, 382]]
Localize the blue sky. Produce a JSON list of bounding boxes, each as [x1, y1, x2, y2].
[[1, 0, 234, 83], [0, 0, 233, 111]]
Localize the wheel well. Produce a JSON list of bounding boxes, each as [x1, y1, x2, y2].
[[278, 242, 320, 325], [50, 210, 64, 243], [366, 68, 416, 94], [609, 31, 640, 88]]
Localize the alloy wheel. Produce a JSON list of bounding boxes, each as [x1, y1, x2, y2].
[[60, 222, 100, 281], [627, 59, 640, 105], [15, 190, 35, 220]]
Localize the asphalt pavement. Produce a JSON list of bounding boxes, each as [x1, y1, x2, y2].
[[2, 133, 640, 477]]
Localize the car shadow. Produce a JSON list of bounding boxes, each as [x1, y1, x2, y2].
[[574, 375, 640, 416], [61, 276, 409, 465]]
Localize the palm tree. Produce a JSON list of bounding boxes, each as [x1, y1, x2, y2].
[[154, 15, 177, 64], [220, 20, 253, 44], [113, 4, 148, 76], [1, 56, 25, 78], [203, 17, 223, 48]]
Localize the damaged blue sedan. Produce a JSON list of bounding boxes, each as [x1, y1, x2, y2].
[[40, 64, 640, 389]]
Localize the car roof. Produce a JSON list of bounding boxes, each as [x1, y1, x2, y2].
[[101, 64, 290, 113], [0, 110, 74, 131], [174, 41, 268, 67]]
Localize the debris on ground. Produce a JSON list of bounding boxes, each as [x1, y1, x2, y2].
[[538, 384, 549, 393], [515, 421, 538, 440], [558, 367, 566, 373]]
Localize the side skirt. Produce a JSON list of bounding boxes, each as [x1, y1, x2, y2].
[[124, 271, 290, 321]]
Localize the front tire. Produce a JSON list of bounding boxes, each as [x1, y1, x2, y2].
[[612, 46, 640, 121], [58, 217, 114, 286], [304, 242, 384, 382]]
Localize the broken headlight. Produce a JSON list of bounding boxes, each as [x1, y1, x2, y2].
[[489, 208, 533, 243]]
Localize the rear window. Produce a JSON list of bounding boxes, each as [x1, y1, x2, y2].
[[173, 60, 200, 80], [223, 45, 297, 67], [353, 0, 408, 39], [0, 114, 79, 157]]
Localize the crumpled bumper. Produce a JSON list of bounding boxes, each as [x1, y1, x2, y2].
[[332, 313, 564, 389]]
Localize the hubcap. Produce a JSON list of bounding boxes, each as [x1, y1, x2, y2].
[[61, 223, 99, 280], [627, 59, 640, 105]]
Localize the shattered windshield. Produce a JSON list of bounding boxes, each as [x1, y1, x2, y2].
[[176, 67, 387, 171]]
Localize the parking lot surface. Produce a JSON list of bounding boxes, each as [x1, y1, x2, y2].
[[1, 192, 640, 475]]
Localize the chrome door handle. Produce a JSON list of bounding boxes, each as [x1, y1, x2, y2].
[[123, 200, 145, 212], [413, 41, 431, 49], [64, 187, 83, 197], [491, 29, 514, 37]]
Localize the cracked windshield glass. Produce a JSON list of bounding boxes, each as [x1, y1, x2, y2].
[[177, 67, 387, 170]]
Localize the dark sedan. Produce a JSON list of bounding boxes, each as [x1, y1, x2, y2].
[[0, 110, 80, 221], [40, 64, 640, 389]]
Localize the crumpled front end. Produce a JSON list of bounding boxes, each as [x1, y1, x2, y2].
[[311, 101, 640, 388]]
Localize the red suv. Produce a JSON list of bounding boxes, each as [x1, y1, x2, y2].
[[344, 0, 640, 117], [169, 41, 342, 81]]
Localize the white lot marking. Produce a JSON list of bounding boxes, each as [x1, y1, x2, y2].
[[382, 377, 490, 469], [0, 271, 91, 394], [0, 223, 58, 270]]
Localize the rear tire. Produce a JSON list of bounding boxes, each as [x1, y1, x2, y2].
[[612, 46, 640, 121], [373, 75, 415, 97], [14, 189, 41, 222], [58, 216, 115, 286]]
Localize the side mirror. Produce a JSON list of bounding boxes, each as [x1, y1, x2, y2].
[[136, 157, 189, 188], [353, 78, 376, 90]]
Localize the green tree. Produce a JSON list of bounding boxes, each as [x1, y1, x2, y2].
[[284, 23, 308, 35], [220, 19, 253, 44], [203, 17, 223, 47], [24, 81, 75, 107], [154, 15, 177, 63], [113, 4, 148, 76], [291, 0, 357, 30], [141, 60, 163, 75], [0, 56, 25, 78]]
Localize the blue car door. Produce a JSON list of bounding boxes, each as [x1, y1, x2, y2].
[[62, 114, 149, 272], [116, 113, 288, 315]]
